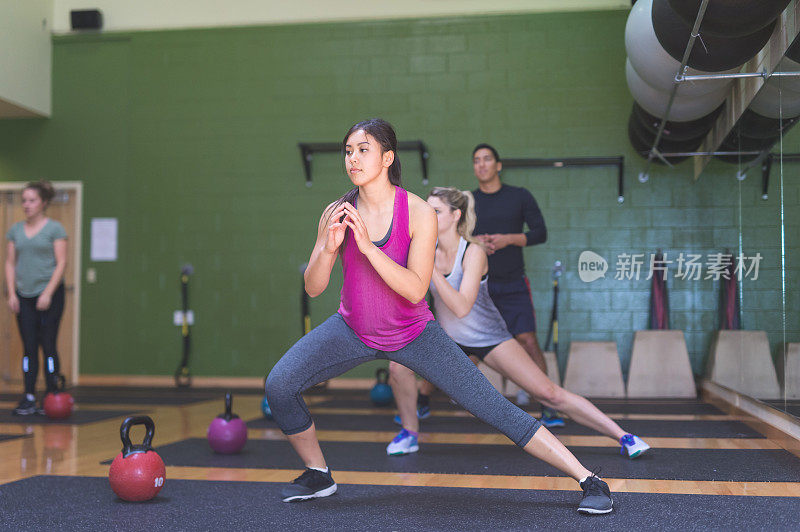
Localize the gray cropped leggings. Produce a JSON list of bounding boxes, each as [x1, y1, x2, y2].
[[265, 313, 540, 447]]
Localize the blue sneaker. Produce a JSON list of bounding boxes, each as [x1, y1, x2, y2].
[[541, 407, 566, 428], [386, 429, 419, 456], [620, 434, 650, 459], [392, 405, 431, 425]]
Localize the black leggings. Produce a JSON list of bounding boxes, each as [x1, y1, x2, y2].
[[16, 284, 65, 395]]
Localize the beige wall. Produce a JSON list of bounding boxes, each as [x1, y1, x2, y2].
[[0, 0, 53, 117], [51, 0, 627, 33]]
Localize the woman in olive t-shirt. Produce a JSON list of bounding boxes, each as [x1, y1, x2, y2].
[[5, 181, 68, 416]]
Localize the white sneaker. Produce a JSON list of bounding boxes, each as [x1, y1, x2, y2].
[[386, 429, 419, 456], [620, 434, 650, 459], [516, 390, 531, 406]]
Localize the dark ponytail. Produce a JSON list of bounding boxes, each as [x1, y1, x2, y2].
[[24, 180, 55, 206], [344, 118, 401, 186], [326, 118, 402, 222]]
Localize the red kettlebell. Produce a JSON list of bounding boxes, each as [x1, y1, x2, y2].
[[109, 416, 166, 502], [207, 392, 248, 454], [43, 375, 74, 420]]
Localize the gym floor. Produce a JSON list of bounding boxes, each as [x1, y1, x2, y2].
[[1, 385, 799, 530]]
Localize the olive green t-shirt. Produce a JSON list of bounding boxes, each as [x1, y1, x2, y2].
[[6, 219, 67, 297]]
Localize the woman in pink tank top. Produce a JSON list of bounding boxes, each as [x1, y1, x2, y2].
[[265, 119, 614, 515]]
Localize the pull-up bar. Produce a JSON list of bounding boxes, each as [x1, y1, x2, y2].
[[501, 156, 626, 204], [298, 141, 430, 187]]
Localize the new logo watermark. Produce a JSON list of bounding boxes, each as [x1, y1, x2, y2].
[[578, 250, 608, 283], [577, 251, 762, 283]]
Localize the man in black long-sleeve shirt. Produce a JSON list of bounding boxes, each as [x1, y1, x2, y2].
[[472, 144, 565, 428]]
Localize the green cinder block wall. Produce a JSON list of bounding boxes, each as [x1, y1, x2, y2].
[[0, 10, 797, 379]]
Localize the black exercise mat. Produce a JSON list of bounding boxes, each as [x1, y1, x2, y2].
[[70, 385, 263, 394], [2, 387, 263, 406], [764, 400, 800, 418], [565, 400, 724, 415], [310, 397, 725, 415], [150, 438, 800, 482], [71, 394, 215, 405], [247, 414, 764, 439], [0, 409, 140, 426], [0, 391, 211, 406], [3, 476, 796, 531], [71, 386, 261, 405]]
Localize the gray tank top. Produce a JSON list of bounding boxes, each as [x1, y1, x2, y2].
[[430, 238, 512, 347]]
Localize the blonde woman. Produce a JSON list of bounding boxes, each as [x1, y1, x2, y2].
[[388, 187, 649, 464]]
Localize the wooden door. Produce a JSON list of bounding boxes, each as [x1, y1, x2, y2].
[[0, 191, 17, 383], [0, 185, 80, 389]]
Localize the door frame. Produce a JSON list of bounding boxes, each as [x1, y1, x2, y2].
[[0, 181, 83, 382]]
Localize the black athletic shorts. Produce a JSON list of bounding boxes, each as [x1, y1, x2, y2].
[[457, 343, 500, 361], [487, 276, 537, 336]]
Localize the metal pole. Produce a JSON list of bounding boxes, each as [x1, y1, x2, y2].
[[679, 71, 800, 82]]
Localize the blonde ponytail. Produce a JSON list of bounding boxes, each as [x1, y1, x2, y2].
[[428, 186, 480, 245]]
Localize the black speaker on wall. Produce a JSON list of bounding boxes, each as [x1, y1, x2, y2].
[[70, 9, 102, 31]]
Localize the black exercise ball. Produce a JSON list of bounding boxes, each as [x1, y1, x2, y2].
[[714, 131, 778, 163], [628, 112, 704, 164], [667, 0, 790, 38], [629, 112, 706, 152], [653, 0, 775, 71], [786, 37, 800, 64], [734, 109, 799, 139], [633, 102, 723, 141]]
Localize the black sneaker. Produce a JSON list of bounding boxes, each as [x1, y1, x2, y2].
[[13, 398, 37, 416], [281, 468, 337, 502], [578, 475, 613, 514]]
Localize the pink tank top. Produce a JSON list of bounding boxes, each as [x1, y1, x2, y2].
[[338, 186, 434, 351]]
